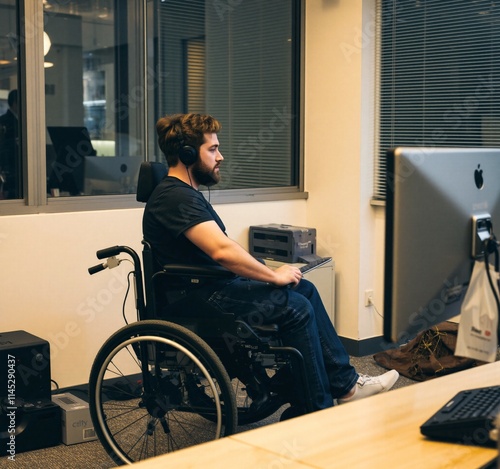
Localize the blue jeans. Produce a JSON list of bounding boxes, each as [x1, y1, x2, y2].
[[205, 277, 359, 410]]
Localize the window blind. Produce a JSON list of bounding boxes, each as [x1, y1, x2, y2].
[[157, 0, 298, 190], [206, 1, 294, 189], [375, 0, 500, 200]]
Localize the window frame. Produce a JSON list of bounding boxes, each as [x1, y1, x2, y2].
[[1, 0, 306, 217]]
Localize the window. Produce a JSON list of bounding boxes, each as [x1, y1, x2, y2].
[[0, 0, 303, 215], [0, 0, 21, 200], [155, 0, 302, 191], [375, 0, 500, 200], [44, 1, 146, 198]]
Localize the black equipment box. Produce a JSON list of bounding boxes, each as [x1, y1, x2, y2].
[[249, 224, 317, 263], [0, 330, 61, 455], [0, 330, 51, 401], [1, 398, 61, 456]]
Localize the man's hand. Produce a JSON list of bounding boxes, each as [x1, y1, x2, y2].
[[271, 264, 302, 287]]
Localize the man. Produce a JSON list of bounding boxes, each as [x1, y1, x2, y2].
[[143, 113, 398, 415], [0, 89, 20, 198]]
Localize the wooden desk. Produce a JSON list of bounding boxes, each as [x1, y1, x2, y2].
[[132, 362, 500, 468]]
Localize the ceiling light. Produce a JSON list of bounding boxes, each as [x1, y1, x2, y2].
[[43, 32, 51, 56]]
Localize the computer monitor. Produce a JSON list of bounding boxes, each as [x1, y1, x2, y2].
[[47, 126, 96, 196], [383, 147, 500, 344], [83, 156, 143, 195]]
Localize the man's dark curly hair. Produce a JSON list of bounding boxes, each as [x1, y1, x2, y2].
[[156, 113, 221, 166]]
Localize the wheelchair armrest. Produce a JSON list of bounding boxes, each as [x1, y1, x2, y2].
[[252, 324, 279, 333], [236, 320, 279, 341], [161, 264, 235, 279]]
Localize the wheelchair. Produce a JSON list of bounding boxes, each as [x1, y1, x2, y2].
[[87, 162, 313, 465]]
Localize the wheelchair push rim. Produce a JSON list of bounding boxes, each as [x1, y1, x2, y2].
[[88, 320, 237, 465]]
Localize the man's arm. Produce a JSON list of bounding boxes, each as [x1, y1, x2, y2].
[[184, 220, 302, 287]]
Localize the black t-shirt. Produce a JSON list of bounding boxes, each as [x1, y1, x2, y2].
[[142, 176, 227, 267]]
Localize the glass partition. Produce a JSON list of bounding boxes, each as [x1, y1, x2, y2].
[[43, 0, 145, 197], [0, 0, 21, 200]]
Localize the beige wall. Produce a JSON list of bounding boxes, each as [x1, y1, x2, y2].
[[0, 0, 385, 389], [304, 0, 383, 340]]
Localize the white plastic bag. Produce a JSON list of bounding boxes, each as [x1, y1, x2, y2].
[[455, 260, 499, 362]]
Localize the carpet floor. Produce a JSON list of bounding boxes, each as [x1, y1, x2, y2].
[[4, 355, 418, 468]]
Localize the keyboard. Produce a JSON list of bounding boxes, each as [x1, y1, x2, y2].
[[299, 256, 332, 274], [420, 385, 500, 447]]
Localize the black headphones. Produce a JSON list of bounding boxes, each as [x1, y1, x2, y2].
[[177, 126, 198, 166]]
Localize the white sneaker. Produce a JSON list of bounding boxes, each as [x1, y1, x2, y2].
[[337, 370, 399, 404]]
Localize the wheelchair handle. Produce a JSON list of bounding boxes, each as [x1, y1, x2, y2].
[[89, 244, 146, 319], [96, 245, 123, 259], [92, 245, 142, 273], [88, 256, 119, 275], [88, 263, 107, 275]]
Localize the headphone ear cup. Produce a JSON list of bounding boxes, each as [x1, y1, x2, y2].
[[179, 145, 197, 166]]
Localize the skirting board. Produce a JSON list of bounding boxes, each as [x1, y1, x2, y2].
[[340, 335, 401, 357]]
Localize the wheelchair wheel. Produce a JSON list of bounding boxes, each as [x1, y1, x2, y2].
[[88, 320, 237, 465]]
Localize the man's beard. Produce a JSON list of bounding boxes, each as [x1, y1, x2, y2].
[[192, 161, 221, 187]]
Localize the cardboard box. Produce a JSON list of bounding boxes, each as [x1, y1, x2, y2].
[[52, 393, 97, 445]]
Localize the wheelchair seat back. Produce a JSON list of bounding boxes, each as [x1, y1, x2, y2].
[[136, 161, 168, 203]]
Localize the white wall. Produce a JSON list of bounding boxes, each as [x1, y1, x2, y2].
[[1, 0, 384, 389], [0, 201, 307, 389]]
